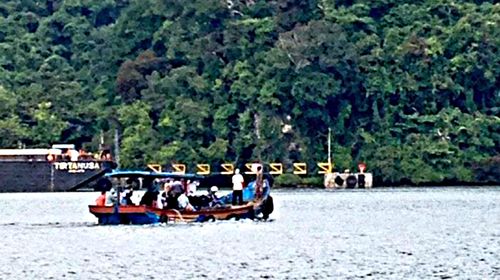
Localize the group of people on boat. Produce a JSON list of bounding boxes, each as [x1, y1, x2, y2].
[[48, 147, 113, 162], [95, 164, 266, 211], [95, 178, 220, 211], [158, 178, 198, 211]]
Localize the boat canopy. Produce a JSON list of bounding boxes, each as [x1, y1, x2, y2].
[[105, 170, 204, 180]]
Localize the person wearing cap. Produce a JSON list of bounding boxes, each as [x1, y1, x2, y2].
[[208, 186, 222, 208], [231, 168, 245, 205]]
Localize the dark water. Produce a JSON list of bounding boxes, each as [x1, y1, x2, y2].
[[0, 187, 499, 279]]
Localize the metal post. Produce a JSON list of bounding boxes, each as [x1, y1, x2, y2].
[[327, 128, 332, 167], [114, 186, 122, 214], [50, 163, 55, 192], [100, 130, 104, 145], [254, 112, 262, 162], [114, 128, 120, 169]]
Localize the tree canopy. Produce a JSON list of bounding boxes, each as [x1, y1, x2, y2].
[[0, 0, 498, 185]]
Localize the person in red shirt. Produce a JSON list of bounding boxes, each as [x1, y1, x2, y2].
[[95, 191, 106, 206]]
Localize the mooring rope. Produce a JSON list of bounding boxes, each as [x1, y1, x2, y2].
[[170, 209, 184, 222]]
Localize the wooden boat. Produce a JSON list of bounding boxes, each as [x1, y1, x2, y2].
[[88, 170, 274, 225]]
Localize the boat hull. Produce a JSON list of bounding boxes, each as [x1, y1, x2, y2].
[[0, 160, 114, 192], [89, 203, 258, 225], [90, 205, 160, 225]]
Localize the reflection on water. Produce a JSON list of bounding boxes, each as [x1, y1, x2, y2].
[[0, 187, 499, 279]]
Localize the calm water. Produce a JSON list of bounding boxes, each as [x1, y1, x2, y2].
[[0, 187, 499, 279]]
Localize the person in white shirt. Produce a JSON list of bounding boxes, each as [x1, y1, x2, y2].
[[69, 149, 79, 161], [231, 168, 245, 205], [177, 193, 195, 211], [186, 180, 198, 195]]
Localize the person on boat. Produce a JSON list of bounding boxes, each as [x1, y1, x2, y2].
[[166, 190, 179, 209], [161, 183, 179, 209], [231, 168, 245, 205], [160, 183, 169, 208], [99, 148, 113, 161], [180, 178, 188, 193], [170, 180, 184, 196], [125, 177, 139, 190], [95, 191, 106, 206], [255, 165, 264, 199], [160, 182, 169, 205], [61, 149, 70, 161], [120, 189, 127, 205], [186, 180, 198, 195], [140, 179, 160, 207], [106, 188, 118, 205], [177, 192, 195, 211], [104, 153, 112, 161], [164, 179, 173, 189], [121, 188, 135, 206], [78, 148, 89, 160], [208, 186, 223, 208], [68, 149, 79, 161]]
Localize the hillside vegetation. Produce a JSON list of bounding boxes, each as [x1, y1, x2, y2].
[[0, 0, 498, 184]]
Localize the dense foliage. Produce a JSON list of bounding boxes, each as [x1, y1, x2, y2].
[[0, 0, 498, 184]]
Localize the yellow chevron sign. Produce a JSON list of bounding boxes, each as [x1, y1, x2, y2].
[[220, 163, 234, 174], [269, 163, 283, 175], [147, 164, 162, 173], [172, 164, 186, 174], [317, 162, 332, 174], [245, 163, 255, 174], [146, 161, 344, 175], [196, 164, 210, 175], [293, 163, 307, 175]]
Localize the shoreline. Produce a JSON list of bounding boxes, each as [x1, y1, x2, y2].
[[273, 183, 500, 189], [0, 185, 499, 194]]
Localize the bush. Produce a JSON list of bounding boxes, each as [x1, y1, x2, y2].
[[300, 176, 323, 187], [274, 174, 302, 187], [274, 174, 324, 188]]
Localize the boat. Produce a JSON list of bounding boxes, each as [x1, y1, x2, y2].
[[0, 144, 116, 192], [88, 170, 274, 224]]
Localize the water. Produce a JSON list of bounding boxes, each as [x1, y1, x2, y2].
[[0, 187, 499, 279]]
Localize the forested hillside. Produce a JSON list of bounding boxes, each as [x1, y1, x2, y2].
[[0, 0, 498, 184]]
